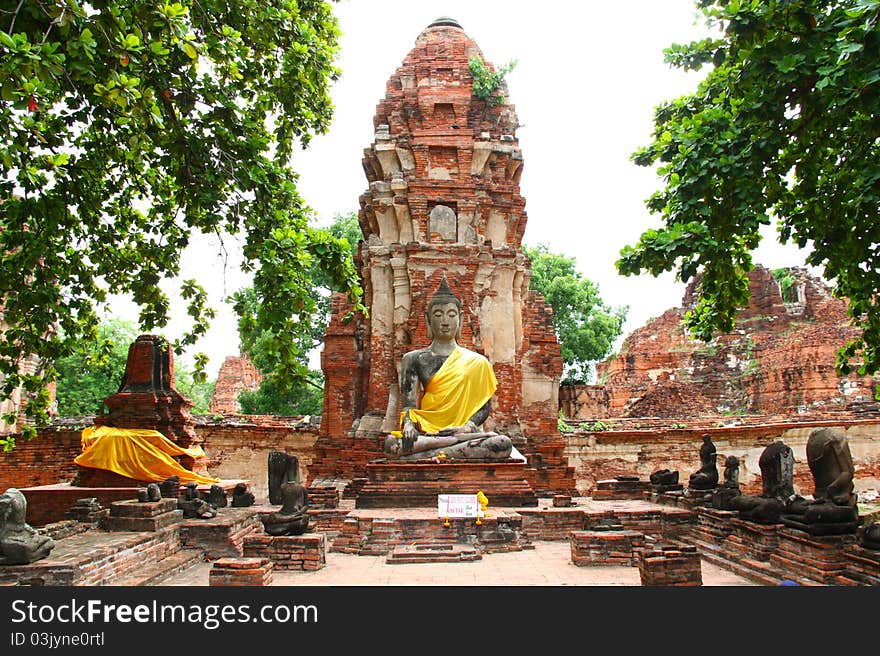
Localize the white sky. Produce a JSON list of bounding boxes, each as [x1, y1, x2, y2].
[[129, 0, 812, 379]]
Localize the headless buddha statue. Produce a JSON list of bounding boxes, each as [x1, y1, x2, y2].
[[781, 427, 859, 535], [382, 277, 513, 461]]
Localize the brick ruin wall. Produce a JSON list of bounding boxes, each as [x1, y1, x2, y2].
[[561, 265, 879, 422]]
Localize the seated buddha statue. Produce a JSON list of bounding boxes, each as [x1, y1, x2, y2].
[[688, 433, 719, 491], [730, 440, 795, 524], [382, 277, 512, 461], [781, 427, 858, 536]]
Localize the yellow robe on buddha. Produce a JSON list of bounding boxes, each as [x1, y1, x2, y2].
[[397, 346, 498, 435], [74, 426, 219, 485]]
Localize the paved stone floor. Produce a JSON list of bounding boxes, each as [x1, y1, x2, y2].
[[157, 540, 758, 586]]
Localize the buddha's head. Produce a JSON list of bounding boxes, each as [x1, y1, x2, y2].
[[425, 276, 462, 341]]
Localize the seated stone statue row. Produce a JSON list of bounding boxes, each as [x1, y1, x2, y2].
[[672, 428, 866, 540], [382, 277, 512, 461], [729, 429, 860, 536]]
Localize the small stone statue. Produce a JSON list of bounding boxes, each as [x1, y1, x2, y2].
[[649, 469, 682, 494], [781, 428, 859, 535], [178, 482, 217, 519], [137, 483, 162, 503], [711, 455, 742, 510], [722, 455, 740, 488], [268, 451, 300, 505], [206, 484, 228, 508], [0, 488, 55, 565], [858, 522, 880, 550], [688, 434, 719, 491], [231, 483, 255, 508], [261, 481, 310, 536], [382, 276, 512, 461], [731, 441, 795, 524], [159, 475, 180, 500]]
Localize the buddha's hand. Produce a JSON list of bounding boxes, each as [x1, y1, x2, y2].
[[438, 421, 477, 436], [401, 417, 419, 453]]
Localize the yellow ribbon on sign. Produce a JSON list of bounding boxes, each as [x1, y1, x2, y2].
[[74, 425, 218, 485], [395, 346, 497, 435]]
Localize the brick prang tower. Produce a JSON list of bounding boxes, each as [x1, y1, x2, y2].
[[311, 17, 577, 496]]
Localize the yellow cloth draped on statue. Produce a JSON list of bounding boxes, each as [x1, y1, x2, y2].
[[74, 426, 219, 485], [395, 346, 498, 435]]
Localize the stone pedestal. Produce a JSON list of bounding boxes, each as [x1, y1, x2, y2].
[[99, 498, 183, 532], [570, 530, 644, 566], [355, 460, 538, 508], [209, 557, 274, 586], [242, 533, 326, 571], [638, 545, 702, 586]]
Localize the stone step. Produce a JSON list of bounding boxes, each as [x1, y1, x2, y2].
[[108, 548, 206, 586], [386, 542, 481, 564]]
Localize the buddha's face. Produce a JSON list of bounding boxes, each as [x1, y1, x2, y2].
[[427, 301, 460, 341]]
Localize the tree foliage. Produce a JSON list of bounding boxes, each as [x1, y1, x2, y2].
[[237, 372, 323, 416], [0, 0, 362, 445], [54, 317, 214, 416], [618, 0, 880, 375], [468, 56, 517, 107], [54, 318, 138, 416], [525, 244, 627, 383], [234, 211, 361, 414]]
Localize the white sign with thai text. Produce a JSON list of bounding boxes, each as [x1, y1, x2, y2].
[[438, 494, 481, 518]]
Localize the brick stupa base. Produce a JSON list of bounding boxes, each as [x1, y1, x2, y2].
[[209, 558, 274, 586], [638, 544, 703, 586], [354, 459, 538, 508]]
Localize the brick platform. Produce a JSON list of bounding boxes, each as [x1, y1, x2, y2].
[[839, 544, 880, 585], [20, 484, 140, 526], [0, 527, 187, 586], [330, 508, 532, 556], [591, 477, 651, 500], [306, 486, 340, 509], [100, 498, 183, 532], [519, 508, 587, 541], [570, 530, 644, 566], [769, 527, 855, 584], [727, 518, 781, 562], [209, 557, 274, 586], [638, 544, 703, 586], [242, 534, 326, 571], [178, 508, 263, 559], [355, 460, 538, 508]]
